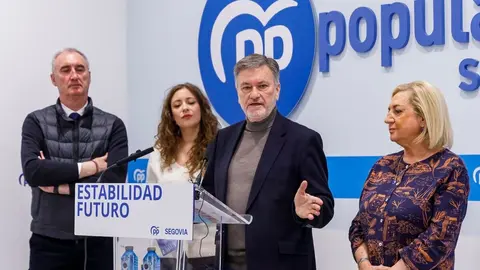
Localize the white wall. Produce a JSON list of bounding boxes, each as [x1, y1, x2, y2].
[[3, 0, 479, 269], [0, 0, 128, 269], [126, 0, 210, 151]]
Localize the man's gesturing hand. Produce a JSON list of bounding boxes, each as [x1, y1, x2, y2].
[[294, 180, 323, 220]]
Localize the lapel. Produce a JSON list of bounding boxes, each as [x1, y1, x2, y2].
[[216, 121, 246, 203], [246, 112, 287, 212]]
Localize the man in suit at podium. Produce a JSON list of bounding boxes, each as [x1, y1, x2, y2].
[[20, 48, 128, 270], [202, 53, 334, 270]]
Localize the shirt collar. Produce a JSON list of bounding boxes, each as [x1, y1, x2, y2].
[[61, 102, 87, 117]]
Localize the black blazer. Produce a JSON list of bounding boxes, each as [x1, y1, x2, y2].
[[203, 112, 334, 270]]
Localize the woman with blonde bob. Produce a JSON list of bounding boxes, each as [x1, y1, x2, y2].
[[349, 81, 470, 270]]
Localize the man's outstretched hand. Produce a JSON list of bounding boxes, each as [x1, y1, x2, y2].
[[294, 180, 323, 220]]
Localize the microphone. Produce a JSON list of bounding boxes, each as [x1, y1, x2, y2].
[[114, 147, 154, 167], [96, 147, 154, 183]]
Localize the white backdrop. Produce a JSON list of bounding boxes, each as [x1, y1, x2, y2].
[[126, 0, 480, 269], [3, 0, 480, 269], [0, 0, 128, 269]]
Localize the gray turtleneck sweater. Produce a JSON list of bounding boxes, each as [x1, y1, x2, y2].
[[225, 108, 277, 264]]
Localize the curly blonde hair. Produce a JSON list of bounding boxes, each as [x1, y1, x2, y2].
[[154, 83, 219, 177]]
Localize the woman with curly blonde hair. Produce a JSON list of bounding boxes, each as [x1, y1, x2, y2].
[[147, 82, 219, 269]]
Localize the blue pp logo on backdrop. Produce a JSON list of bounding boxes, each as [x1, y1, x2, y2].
[[198, 0, 316, 125]]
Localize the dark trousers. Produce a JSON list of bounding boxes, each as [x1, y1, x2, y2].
[[29, 233, 113, 270]]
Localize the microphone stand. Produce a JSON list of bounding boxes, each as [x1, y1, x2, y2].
[[95, 163, 117, 183], [96, 148, 153, 183], [193, 157, 208, 200]]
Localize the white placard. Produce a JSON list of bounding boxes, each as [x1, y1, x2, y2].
[[74, 182, 194, 240]]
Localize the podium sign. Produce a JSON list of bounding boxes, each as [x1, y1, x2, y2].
[[74, 182, 194, 240]]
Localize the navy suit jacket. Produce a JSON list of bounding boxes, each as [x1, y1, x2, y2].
[[202, 112, 334, 270]]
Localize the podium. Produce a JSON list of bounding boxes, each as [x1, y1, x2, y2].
[[189, 186, 253, 269], [74, 182, 252, 270]]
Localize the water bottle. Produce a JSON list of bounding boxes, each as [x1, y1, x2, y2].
[[142, 247, 161, 270], [121, 246, 138, 270]]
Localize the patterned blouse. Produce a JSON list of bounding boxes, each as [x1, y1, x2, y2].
[[349, 149, 470, 269]]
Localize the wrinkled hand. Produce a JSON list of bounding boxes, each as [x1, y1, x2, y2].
[[358, 262, 390, 270], [294, 180, 323, 220], [356, 259, 372, 270], [37, 151, 70, 195], [358, 264, 371, 270], [93, 153, 108, 173], [79, 153, 109, 178], [372, 266, 391, 270]]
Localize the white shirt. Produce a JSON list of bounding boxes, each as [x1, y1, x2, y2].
[[146, 147, 217, 258], [61, 102, 87, 117], [61, 102, 88, 176]]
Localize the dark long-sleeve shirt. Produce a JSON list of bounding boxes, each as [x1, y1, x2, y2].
[[349, 149, 470, 269]]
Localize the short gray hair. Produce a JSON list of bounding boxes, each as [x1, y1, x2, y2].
[[51, 48, 90, 72], [234, 53, 280, 85]]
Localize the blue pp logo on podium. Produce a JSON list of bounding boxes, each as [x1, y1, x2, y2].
[[74, 182, 194, 240], [150, 226, 160, 236], [127, 159, 148, 183], [198, 0, 316, 125]]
